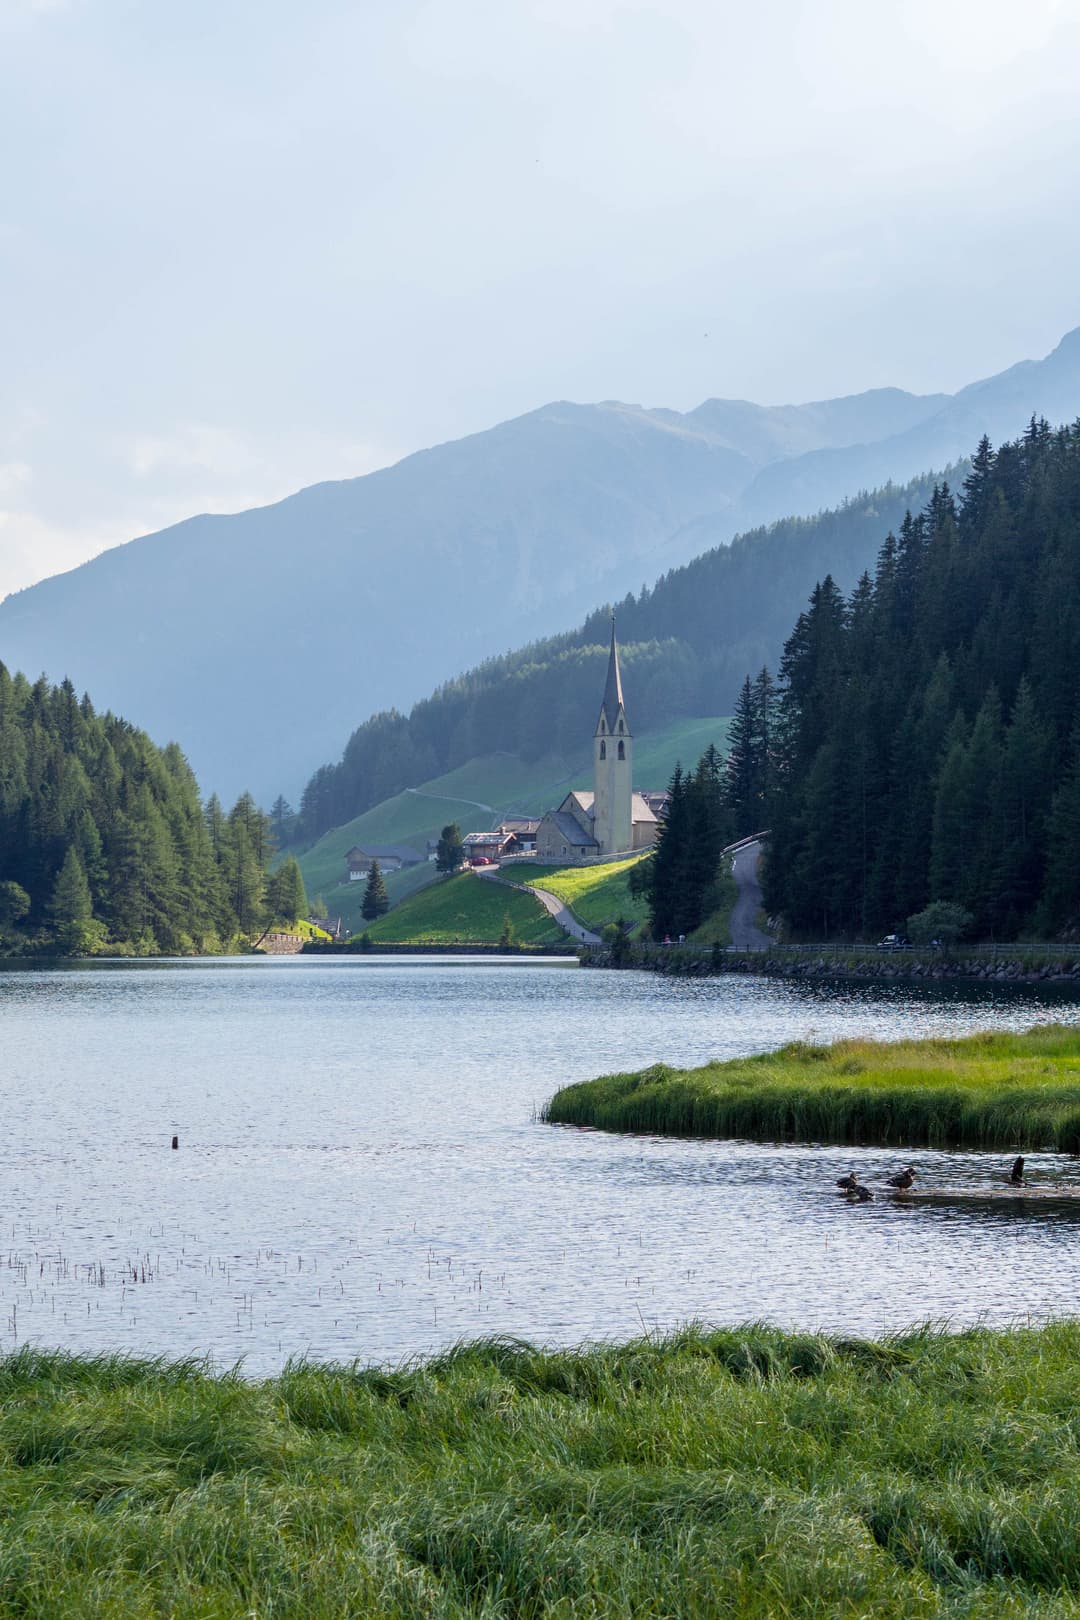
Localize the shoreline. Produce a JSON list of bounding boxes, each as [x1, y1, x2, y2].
[[581, 942, 1080, 989]]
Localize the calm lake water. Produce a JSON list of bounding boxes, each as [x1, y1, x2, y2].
[[2, 956, 1079, 1374]]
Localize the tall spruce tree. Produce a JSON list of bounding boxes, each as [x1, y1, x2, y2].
[[48, 846, 97, 955], [361, 860, 390, 920], [266, 856, 308, 925]]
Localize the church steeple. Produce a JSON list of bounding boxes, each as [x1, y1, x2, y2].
[[597, 615, 627, 737], [593, 615, 633, 854]]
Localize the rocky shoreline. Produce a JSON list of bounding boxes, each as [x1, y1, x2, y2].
[[583, 946, 1080, 987]]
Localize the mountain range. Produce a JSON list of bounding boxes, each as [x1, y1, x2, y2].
[[3, 327, 1080, 803]]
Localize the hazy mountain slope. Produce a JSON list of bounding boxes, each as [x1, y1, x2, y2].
[[1, 329, 1077, 803], [294, 467, 953, 842]]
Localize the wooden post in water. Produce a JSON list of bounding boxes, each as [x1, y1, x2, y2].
[[171, 1135, 178, 1150]]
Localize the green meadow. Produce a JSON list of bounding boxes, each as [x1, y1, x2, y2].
[[357, 871, 564, 947], [507, 854, 652, 934], [6, 1325, 1080, 1616], [544, 1023, 1080, 1150]]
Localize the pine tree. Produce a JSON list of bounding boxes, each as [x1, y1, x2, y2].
[[266, 856, 308, 925], [646, 765, 691, 939], [48, 847, 98, 954], [1038, 728, 1080, 934], [436, 823, 466, 874], [724, 677, 757, 836], [751, 666, 779, 827], [270, 795, 295, 847], [361, 860, 390, 920]]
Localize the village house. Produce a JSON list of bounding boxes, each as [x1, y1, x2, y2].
[[462, 830, 512, 864], [497, 817, 540, 855], [344, 842, 424, 880], [534, 621, 661, 865]]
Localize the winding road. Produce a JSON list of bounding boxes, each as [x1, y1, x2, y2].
[[477, 867, 600, 945], [728, 839, 772, 950], [478, 838, 770, 952]]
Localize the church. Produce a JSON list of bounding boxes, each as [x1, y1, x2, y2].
[[534, 621, 660, 863]]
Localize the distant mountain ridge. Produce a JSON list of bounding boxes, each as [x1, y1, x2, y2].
[[2, 328, 1079, 802]]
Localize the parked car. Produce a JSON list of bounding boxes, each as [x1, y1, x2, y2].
[[877, 934, 912, 950], [469, 856, 493, 867]]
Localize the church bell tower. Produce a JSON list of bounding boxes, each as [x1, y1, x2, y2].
[[593, 617, 633, 855]]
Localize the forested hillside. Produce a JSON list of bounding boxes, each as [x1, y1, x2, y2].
[[765, 420, 1080, 940], [0, 667, 304, 954], [295, 468, 949, 843]]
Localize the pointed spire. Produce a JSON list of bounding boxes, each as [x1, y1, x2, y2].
[[598, 613, 625, 733]]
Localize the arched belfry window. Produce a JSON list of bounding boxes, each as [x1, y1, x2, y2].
[[617, 740, 625, 760], [599, 718, 606, 734], [599, 740, 606, 760], [618, 719, 624, 734]]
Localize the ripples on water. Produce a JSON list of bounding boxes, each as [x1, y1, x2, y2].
[[1, 956, 1078, 1373]]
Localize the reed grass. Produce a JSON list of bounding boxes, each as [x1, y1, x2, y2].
[[3, 1326, 1080, 1614], [543, 1023, 1080, 1149]]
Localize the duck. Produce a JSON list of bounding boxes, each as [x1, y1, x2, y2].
[[886, 1166, 916, 1190], [836, 1171, 859, 1192], [853, 1184, 874, 1202], [1010, 1155, 1025, 1185]]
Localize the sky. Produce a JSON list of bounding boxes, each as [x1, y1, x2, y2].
[[1, 0, 1078, 600]]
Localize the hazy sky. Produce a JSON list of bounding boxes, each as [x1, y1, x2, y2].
[[1, 0, 1078, 600]]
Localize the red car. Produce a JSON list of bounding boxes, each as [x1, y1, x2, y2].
[[469, 856, 493, 867]]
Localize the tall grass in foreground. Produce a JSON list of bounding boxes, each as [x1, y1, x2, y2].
[[544, 1023, 1080, 1150], [3, 1326, 1080, 1614]]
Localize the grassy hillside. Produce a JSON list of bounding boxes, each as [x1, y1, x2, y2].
[[7, 1325, 1080, 1615], [298, 716, 728, 934], [545, 1023, 1080, 1150], [508, 856, 651, 934], [358, 872, 564, 947]]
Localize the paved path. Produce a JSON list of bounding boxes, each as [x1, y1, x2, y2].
[[728, 840, 772, 950], [478, 868, 600, 945], [405, 787, 493, 813]]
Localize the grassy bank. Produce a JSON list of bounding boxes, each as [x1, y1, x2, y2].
[[505, 854, 651, 933], [358, 871, 563, 947], [4, 1325, 1080, 1615], [544, 1023, 1080, 1150]]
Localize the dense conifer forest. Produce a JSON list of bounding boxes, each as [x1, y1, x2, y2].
[[764, 420, 1080, 940], [293, 468, 950, 843], [0, 667, 305, 954]]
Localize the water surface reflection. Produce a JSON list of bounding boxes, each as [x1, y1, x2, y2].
[[1, 957, 1077, 1372]]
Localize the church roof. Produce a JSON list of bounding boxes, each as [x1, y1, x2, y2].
[[546, 811, 598, 848], [630, 793, 657, 824], [598, 618, 626, 732]]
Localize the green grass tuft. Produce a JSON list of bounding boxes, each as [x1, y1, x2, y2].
[[544, 1023, 1080, 1150], [5, 1326, 1080, 1613]]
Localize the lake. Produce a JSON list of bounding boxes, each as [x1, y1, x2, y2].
[[2, 956, 1079, 1374]]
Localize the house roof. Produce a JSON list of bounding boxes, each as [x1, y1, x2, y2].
[[631, 793, 657, 824], [561, 790, 594, 814], [497, 817, 541, 833], [463, 830, 509, 847], [598, 618, 627, 734], [545, 811, 598, 848], [345, 843, 422, 864]]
